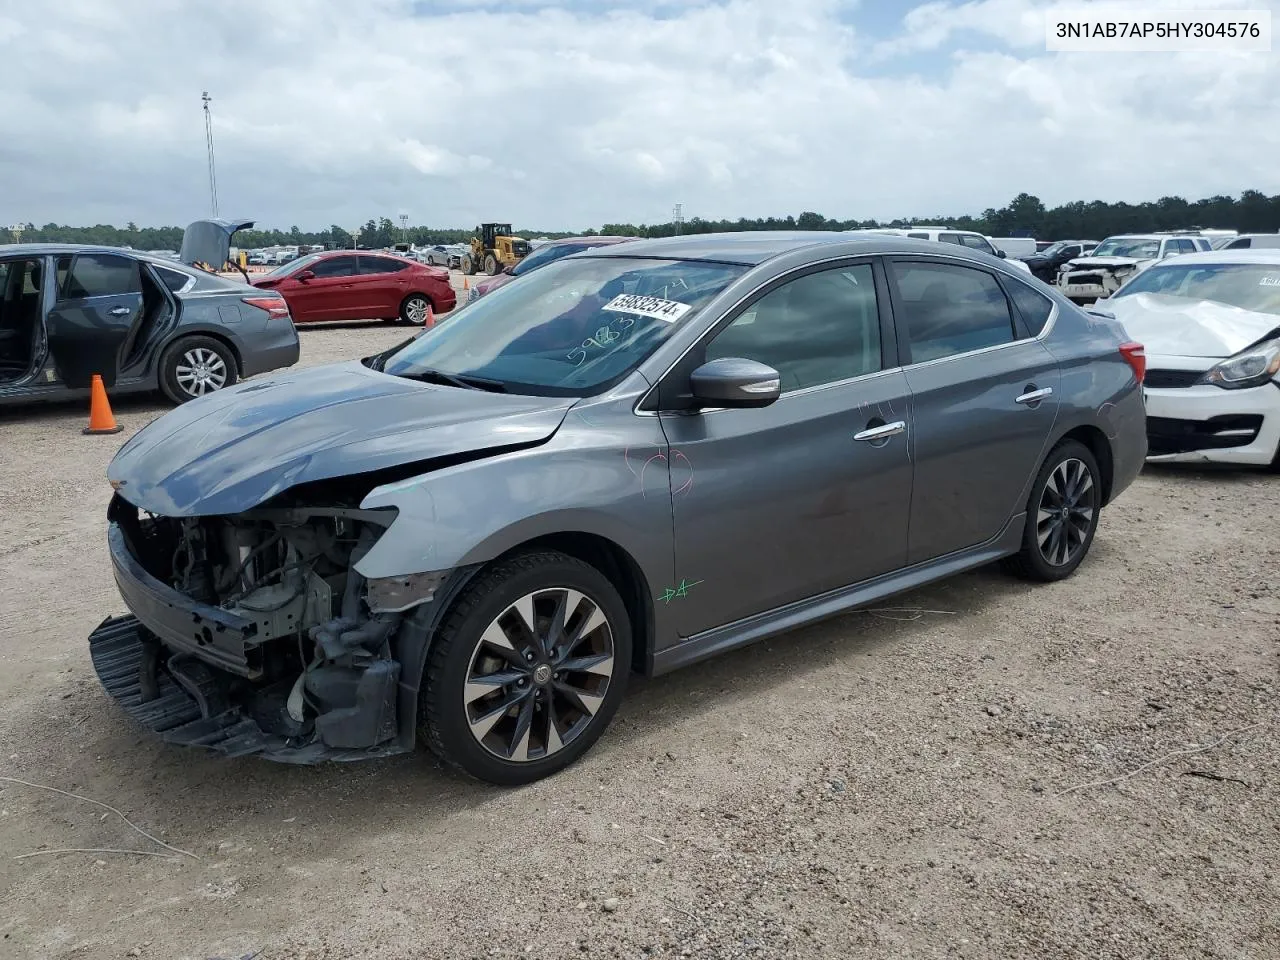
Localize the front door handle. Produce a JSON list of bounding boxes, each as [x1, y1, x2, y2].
[[1015, 386, 1053, 405], [853, 420, 906, 442], [108, 306, 131, 317]]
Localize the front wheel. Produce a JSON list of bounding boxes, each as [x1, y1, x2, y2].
[[1005, 439, 1101, 582], [159, 336, 237, 404], [484, 254, 499, 276], [461, 255, 476, 275], [419, 550, 631, 785]]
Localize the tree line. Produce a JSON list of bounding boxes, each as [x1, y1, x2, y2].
[[8, 190, 1279, 250]]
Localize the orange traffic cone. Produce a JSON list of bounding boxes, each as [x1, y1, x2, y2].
[[425, 304, 435, 329], [462, 275, 469, 291], [83, 374, 122, 435]]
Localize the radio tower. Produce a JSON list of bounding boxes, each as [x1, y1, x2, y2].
[[202, 92, 220, 217]]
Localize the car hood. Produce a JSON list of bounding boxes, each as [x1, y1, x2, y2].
[[1065, 256, 1146, 270], [108, 361, 576, 516], [1106, 293, 1280, 359], [475, 273, 515, 296]]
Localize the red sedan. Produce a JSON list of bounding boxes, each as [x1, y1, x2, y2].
[[250, 251, 456, 325]]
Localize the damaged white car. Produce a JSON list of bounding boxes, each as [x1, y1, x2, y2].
[[1101, 249, 1280, 466], [1058, 234, 1212, 304]]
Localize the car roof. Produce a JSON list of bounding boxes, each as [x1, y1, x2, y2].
[[1102, 234, 1199, 241], [1137, 249, 1280, 267], [580, 230, 993, 266], [0, 242, 200, 271], [547, 236, 634, 247]]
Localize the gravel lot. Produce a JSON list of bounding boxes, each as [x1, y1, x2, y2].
[[1, 281, 1277, 959]]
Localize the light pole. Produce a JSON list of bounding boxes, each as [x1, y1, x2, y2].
[[351, 226, 361, 250], [673, 202, 684, 235], [202, 92, 219, 218], [398, 213, 409, 243], [10, 223, 24, 244]]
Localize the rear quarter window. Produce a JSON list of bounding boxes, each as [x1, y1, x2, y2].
[[154, 265, 193, 293]]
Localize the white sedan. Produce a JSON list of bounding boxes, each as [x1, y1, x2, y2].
[[1100, 250, 1280, 466]]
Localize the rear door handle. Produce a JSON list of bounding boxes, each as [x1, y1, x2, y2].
[[108, 306, 131, 317], [1015, 387, 1053, 405], [853, 420, 906, 442]]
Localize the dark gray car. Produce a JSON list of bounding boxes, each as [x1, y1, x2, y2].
[[90, 232, 1147, 784], [0, 243, 299, 406]]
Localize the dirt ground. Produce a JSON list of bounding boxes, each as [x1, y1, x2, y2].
[[1, 284, 1277, 959]]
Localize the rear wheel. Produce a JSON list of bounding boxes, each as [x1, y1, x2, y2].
[[484, 253, 499, 275], [399, 293, 431, 326], [1004, 439, 1101, 582], [159, 336, 237, 404], [419, 550, 631, 785]]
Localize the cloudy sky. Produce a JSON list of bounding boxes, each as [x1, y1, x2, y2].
[[1, 0, 1276, 231]]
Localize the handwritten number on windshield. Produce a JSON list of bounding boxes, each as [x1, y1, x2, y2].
[[567, 315, 634, 366]]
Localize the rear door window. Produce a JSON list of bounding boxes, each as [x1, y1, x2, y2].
[[358, 256, 408, 275], [59, 253, 141, 299], [938, 233, 962, 245], [889, 261, 1016, 363]]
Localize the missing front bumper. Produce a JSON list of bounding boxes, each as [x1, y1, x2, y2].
[[89, 615, 408, 764]]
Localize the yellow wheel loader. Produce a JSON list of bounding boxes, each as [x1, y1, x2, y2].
[[460, 223, 531, 276]]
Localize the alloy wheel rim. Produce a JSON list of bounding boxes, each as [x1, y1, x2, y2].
[[464, 587, 615, 763], [1036, 457, 1095, 566], [175, 347, 228, 396], [405, 297, 428, 324]]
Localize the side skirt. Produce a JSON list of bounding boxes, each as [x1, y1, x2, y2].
[[650, 514, 1026, 677]]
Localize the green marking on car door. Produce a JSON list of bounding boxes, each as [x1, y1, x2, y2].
[[659, 579, 703, 604]]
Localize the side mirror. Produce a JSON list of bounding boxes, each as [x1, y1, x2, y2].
[[996, 249, 1007, 258], [295, 269, 315, 281], [502, 265, 515, 275], [688, 357, 781, 409]]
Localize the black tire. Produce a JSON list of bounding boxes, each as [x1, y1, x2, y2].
[[158, 335, 238, 404], [484, 254, 499, 276], [461, 254, 476, 276], [1004, 439, 1102, 582], [399, 293, 431, 326], [419, 550, 632, 785]]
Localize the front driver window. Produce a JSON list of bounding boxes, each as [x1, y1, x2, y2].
[[311, 256, 358, 279], [705, 264, 882, 393]]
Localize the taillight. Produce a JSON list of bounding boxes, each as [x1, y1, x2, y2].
[[242, 295, 291, 320], [1119, 341, 1146, 384]]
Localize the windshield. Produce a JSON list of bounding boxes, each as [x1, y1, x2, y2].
[[511, 242, 597, 277], [261, 253, 323, 278], [1111, 262, 1280, 316], [1040, 241, 1071, 257], [381, 256, 746, 396], [1092, 238, 1160, 259]]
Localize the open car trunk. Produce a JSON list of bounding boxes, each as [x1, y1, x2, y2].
[[180, 218, 255, 271]]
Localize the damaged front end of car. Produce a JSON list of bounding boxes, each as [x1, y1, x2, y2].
[[90, 490, 450, 763], [1057, 260, 1143, 303]]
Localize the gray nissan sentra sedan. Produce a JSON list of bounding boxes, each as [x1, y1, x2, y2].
[[91, 232, 1147, 784]]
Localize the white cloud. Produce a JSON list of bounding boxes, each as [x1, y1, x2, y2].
[[0, 0, 1276, 230]]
